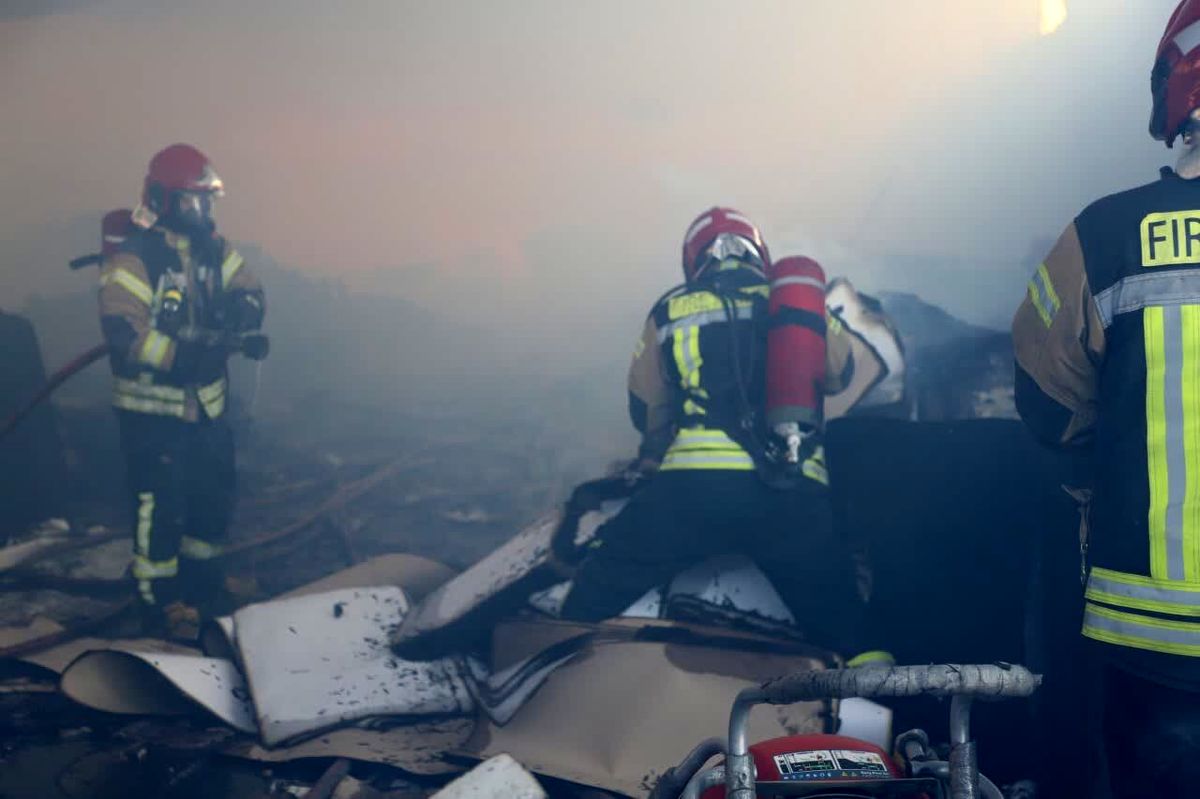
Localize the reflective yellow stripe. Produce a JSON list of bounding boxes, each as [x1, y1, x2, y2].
[[1083, 602, 1200, 657], [221, 251, 245, 289], [137, 330, 172, 369], [132, 554, 178, 580], [661, 427, 754, 471], [1027, 280, 1053, 328], [1185, 305, 1200, 579], [682, 399, 707, 416], [687, 326, 701, 389], [113, 394, 186, 416], [661, 452, 755, 471], [846, 650, 895, 668], [1086, 567, 1200, 617], [802, 457, 829, 486], [113, 378, 186, 417], [114, 378, 186, 401], [135, 492, 155, 557], [101, 268, 154, 305], [1037, 263, 1061, 313], [180, 536, 223, 560], [1147, 306, 1170, 578], [197, 378, 227, 418]]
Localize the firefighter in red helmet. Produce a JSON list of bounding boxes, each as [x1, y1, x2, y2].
[[1013, 2, 1200, 794], [560, 207, 885, 665], [98, 144, 267, 638]]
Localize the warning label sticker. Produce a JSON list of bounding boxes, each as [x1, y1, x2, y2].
[[832, 749, 889, 774], [773, 750, 839, 778], [772, 749, 889, 781]]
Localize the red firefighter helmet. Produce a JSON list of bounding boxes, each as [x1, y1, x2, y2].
[[1152, 0, 1200, 145], [133, 143, 224, 228], [100, 209, 133, 257], [681, 206, 771, 283]]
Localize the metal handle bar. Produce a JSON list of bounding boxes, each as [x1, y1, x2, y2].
[[725, 664, 1041, 799], [758, 663, 1041, 705]]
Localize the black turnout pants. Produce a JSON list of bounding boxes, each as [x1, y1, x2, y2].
[[117, 410, 235, 609], [1099, 661, 1200, 798], [560, 469, 866, 655]]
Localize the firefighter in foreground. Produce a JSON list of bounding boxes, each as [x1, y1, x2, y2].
[[1012, 2, 1200, 793], [560, 207, 882, 663], [98, 144, 267, 637]]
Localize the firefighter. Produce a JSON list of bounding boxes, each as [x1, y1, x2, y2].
[[98, 144, 266, 638], [560, 208, 883, 663], [1012, 2, 1200, 793]]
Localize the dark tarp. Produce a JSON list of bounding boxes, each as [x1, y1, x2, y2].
[[828, 417, 1089, 795], [0, 311, 66, 537]]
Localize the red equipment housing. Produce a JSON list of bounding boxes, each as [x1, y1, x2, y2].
[[101, 209, 133, 257], [765, 256, 827, 431], [700, 734, 900, 798]]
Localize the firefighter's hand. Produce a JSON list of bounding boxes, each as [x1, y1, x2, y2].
[[238, 334, 270, 362]]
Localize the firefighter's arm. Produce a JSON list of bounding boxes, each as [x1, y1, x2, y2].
[[219, 242, 265, 332], [823, 312, 855, 393], [628, 315, 673, 465], [98, 253, 179, 373], [1012, 222, 1105, 447]]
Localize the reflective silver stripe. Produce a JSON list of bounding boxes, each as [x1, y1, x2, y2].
[[1165, 306, 1188, 581], [656, 306, 754, 344], [1086, 568, 1200, 614], [1177, 18, 1200, 57], [673, 430, 741, 447], [770, 276, 825, 291], [135, 492, 154, 557], [1094, 270, 1200, 328], [1084, 603, 1200, 655], [113, 378, 186, 402], [113, 395, 186, 416]]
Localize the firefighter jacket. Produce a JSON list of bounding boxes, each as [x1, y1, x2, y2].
[[628, 264, 852, 483], [98, 227, 263, 422], [1014, 168, 1200, 664]]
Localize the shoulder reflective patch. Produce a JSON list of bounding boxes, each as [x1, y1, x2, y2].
[[100, 267, 154, 305], [221, 251, 245, 288], [1142, 211, 1200, 267], [667, 291, 725, 320], [1027, 263, 1061, 328]]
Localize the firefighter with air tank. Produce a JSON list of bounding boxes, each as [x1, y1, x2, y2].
[[560, 207, 888, 667], [98, 144, 267, 638]]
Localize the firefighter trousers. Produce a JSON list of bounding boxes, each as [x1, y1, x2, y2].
[[559, 470, 866, 655], [117, 410, 235, 610], [1097, 660, 1200, 798]]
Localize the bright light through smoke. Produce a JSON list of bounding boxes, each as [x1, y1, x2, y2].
[[1040, 0, 1068, 36]]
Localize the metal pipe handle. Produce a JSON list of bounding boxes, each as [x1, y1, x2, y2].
[[758, 664, 1041, 705]]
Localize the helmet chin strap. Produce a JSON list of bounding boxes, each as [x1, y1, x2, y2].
[[1178, 114, 1200, 178]]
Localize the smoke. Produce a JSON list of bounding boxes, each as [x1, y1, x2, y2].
[[0, 0, 1185, 468]]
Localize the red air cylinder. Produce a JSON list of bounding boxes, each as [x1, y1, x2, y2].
[[765, 256, 827, 431], [101, 209, 134, 257]]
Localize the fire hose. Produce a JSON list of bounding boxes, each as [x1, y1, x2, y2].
[[0, 330, 268, 445], [0, 343, 108, 444]]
